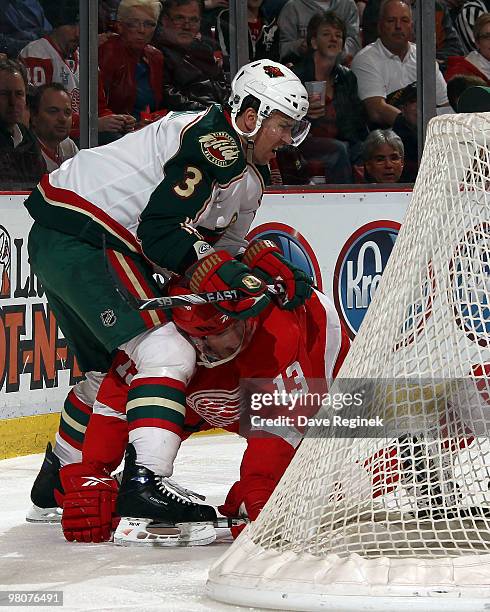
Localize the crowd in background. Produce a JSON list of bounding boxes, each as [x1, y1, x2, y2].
[[0, 0, 487, 189]]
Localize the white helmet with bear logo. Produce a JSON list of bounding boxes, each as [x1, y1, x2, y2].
[[229, 59, 310, 146]]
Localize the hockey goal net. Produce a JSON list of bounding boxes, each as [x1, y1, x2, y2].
[[206, 112, 490, 611]]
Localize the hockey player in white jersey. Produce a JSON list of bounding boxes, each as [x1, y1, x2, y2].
[[24, 59, 311, 541]]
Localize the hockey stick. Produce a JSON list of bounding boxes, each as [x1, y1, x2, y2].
[[103, 237, 284, 311]]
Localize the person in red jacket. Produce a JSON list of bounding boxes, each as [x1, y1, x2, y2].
[[98, 0, 166, 124], [33, 283, 350, 546], [446, 13, 490, 85]]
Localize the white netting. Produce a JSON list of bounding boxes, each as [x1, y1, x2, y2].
[[207, 113, 490, 610]]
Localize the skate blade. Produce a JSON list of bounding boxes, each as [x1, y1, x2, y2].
[[113, 517, 216, 547], [25, 504, 62, 523]]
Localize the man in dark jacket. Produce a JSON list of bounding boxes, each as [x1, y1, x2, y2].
[[216, 0, 280, 70], [153, 0, 230, 111], [0, 59, 45, 189]]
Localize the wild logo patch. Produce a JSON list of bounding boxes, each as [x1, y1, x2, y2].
[[263, 65, 284, 78], [242, 275, 262, 291], [199, 132, 239, 167]]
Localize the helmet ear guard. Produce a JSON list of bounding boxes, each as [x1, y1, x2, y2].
[[229, 60, 310, 146]]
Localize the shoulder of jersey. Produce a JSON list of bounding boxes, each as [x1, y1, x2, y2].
[[183, 104, 245, 177], [20, 37, 49, 55], [239, 307, 301, 378]]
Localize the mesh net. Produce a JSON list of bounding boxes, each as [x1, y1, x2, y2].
[[207, 113, 490, 609]]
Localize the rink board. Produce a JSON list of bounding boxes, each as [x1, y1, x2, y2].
[[0, 188, 411, 458]]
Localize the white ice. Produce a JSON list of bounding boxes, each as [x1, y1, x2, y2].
[[0, 434, 260, 612]]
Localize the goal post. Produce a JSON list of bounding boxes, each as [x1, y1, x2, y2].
[[206, 113, 490, 611]]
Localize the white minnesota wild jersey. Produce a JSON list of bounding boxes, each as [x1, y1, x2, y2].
[[25, 106, 270, 273]]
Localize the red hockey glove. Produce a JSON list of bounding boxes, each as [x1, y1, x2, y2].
[[219, 479, 274, 538], [242, 240, 313, 311], [218, 437, 296, 538], [60, 462, 119, 543], [189, 250, 270, 319]]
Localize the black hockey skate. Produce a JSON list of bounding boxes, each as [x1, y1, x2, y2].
[[114, 444, 219, 546], [26, 442, 63, 523]]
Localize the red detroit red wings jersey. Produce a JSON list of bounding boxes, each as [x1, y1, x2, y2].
[[95, 290, 349, 435], [84, 292, 350, 468], [186, 290, 350, 431]]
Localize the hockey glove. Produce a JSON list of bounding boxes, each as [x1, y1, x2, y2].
[[218, 437, 296, 538], [242, 240, 313, 311], [60, 462, 119, 543], [219, 479, 272, 538], [189, 250, 270, 320]]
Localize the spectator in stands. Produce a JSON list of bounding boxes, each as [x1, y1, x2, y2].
[[154, 0, 230, 111], [355, 0, 366, 20], [200, 0, 228, 44], [98, 0, 120, 43], [362, 0, 464, 69], [216, 0, 280, 68], [443, 0, 465, 21], [446, 73, 487, 109], [19, 1, 80, 100], [262, 0, 289, 19], [293, 11, 368, 183], [29, 82, 78, 172], [455, 0, 490, 54], [362, 128, 404, 183], [19, 0, 136, 141], [446, 13, 490, 82], [277, 0, 361, 64], [99, 0, 166, 124], [0, 1, 51, 58], [383, 80, 417, 180], [351, 0, 448, 129], [0, 59, 45, 188]]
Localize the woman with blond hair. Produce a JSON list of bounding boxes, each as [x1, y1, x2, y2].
[[98, 0, 166, 124]]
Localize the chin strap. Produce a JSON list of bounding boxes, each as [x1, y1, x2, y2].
[[196, 330, 246, 368], [196, 344, 242, 368], [246, 138, 255, 164], [231, 110, 263, 164]]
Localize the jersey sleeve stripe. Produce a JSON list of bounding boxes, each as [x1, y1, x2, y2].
[[39, 176, 141, 253]]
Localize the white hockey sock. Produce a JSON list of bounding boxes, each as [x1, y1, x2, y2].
[[129, 427, 182, 477]]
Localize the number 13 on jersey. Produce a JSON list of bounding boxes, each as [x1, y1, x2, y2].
[[273, 361, 309, 399]]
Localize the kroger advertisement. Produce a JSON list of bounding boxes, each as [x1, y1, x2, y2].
[[0, 189, 410, 422]]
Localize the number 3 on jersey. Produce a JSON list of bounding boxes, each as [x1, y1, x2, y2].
[[273, 361, 309, 397], [174, 166, 203, 198]]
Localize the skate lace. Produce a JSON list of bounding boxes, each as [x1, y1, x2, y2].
[[155, 476, 206, 505]]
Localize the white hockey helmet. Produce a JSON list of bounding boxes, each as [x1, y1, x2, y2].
[[229, 60, 310, 146]]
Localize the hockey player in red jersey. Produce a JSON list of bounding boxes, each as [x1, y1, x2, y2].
[[57, 282, 350, 545], [24, 59, 312, 538]]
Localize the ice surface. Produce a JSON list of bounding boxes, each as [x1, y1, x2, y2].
[[0, 434, 256, 612]]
